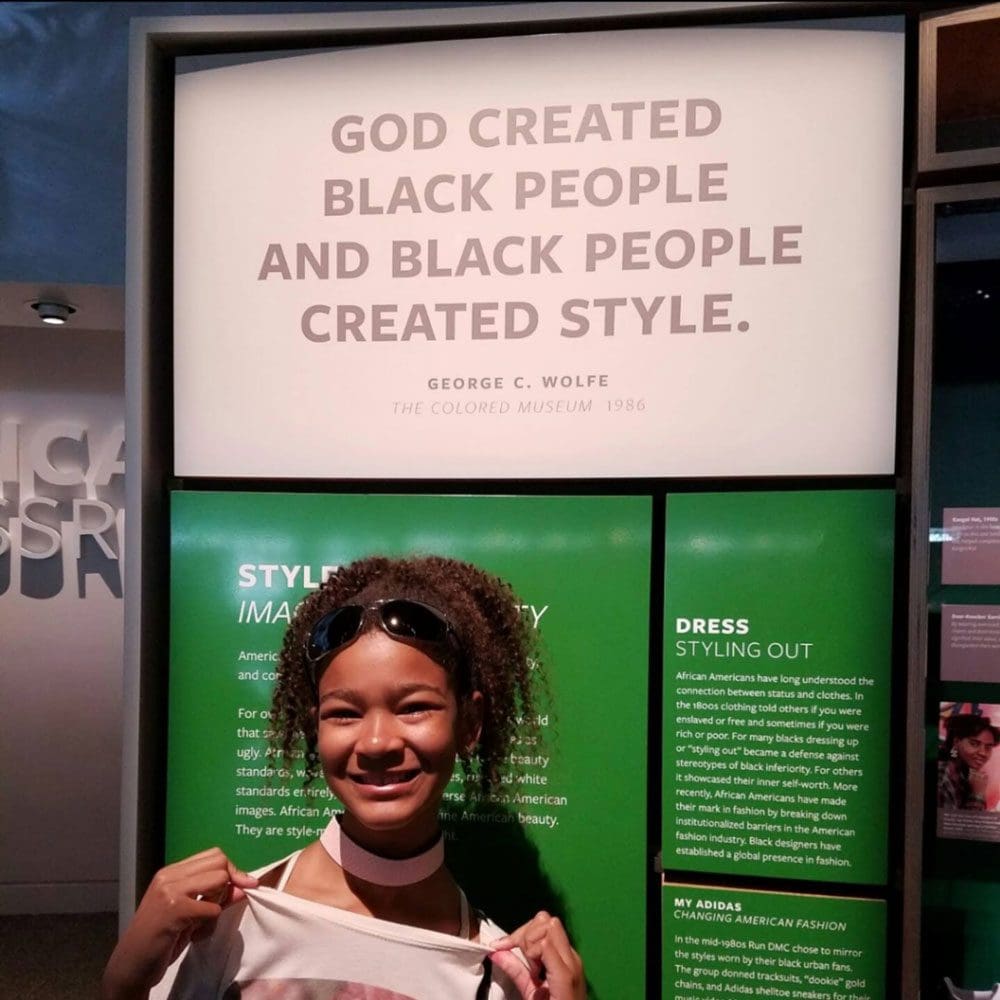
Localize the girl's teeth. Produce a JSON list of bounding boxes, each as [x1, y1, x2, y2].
[[360, 772, 414, 785]]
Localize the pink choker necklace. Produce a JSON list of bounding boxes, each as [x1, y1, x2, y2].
[[320, 816, 445, 887]]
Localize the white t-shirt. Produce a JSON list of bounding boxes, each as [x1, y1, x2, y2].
[[150, 853, 521, 1000]]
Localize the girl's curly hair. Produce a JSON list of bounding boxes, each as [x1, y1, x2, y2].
[[269, 554, 540, 799], [941, 713, 1000, 759]]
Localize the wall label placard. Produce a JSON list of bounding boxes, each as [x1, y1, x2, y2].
[[662, 883, 886, 1000], [942, 507, 1000, 584], [941, 604, 1000, 682], [168, 491, 651, 1000], [174, 27, 902, 478], [662, 491, 895, 885]]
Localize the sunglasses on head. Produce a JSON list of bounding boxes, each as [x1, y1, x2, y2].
[[305, 598, 463, 684]]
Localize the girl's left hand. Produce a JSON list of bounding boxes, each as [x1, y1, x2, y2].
[[489, 911, 585, 1000]]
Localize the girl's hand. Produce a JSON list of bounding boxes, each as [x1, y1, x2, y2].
[[102, 847, 258, 1000], [490, 911, 585, 1000], [969, 767, 989, 800]]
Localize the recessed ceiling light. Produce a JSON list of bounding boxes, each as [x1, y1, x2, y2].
[[31, 301, 76, 325]]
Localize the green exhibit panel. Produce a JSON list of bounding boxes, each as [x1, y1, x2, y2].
[[662, 882, 887, 1000], [168, 490, 651, 1000], [662, 491, 895, 885]]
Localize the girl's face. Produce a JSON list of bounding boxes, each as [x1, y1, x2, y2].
[[315, 631, 481, 852], [955, 730, 997, 771]]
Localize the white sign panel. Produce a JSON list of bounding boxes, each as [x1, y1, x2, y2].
[[174, 27, 903, 478]]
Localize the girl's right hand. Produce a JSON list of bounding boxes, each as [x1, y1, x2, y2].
[[101, 847, 258, 1000], [969, 767, 989, 801]]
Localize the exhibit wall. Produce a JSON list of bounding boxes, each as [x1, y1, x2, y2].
[[0, 324, 125, 913], [916, 182, 1000, 992], [126, 6, 915, 1000]]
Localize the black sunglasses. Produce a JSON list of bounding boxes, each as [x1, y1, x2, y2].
[[305, 598, 463, 683]]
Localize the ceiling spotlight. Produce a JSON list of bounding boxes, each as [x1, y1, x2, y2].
[[31, 300, 76, 325]]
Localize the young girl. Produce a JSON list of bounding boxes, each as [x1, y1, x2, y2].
[[103, 555, 585, 999]]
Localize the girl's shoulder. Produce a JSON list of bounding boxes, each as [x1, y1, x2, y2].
[[251, 849, 303, 888]]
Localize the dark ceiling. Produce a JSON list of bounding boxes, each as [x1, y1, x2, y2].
[[0, 1, 483, 287]]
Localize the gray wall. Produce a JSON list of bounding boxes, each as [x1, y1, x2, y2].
[[0, 322, 124, 913]]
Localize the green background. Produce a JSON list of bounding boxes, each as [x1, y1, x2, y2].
[[662, 882, 887, 1000], [662, 491, 895, 884], [168, 490, 652, 1000]]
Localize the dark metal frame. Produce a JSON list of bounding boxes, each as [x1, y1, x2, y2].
[[918, 3, 1000, 174], [904, 178, 1000, 1000]]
